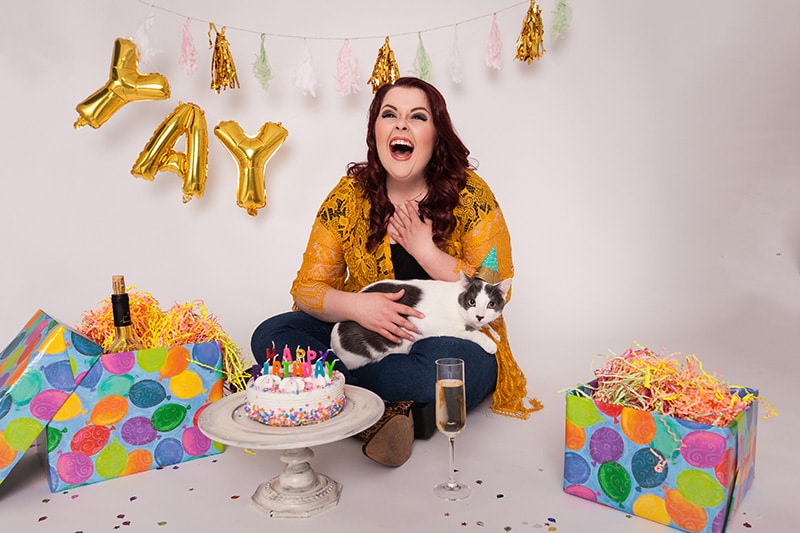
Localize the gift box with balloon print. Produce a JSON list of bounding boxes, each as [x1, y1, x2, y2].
[[563, 378, 758, 533], [1, 310, 104, 485], [40, 341, 225, 491]]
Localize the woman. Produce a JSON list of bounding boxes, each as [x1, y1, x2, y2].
[[251, 77, 540, 466]]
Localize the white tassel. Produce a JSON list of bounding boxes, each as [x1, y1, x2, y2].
[[295, 41, 318, 97], [449, 26, 464, 84], [134, 9, 158, 65]]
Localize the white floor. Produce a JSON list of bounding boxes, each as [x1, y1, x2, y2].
[[1, 328, 795, 533]]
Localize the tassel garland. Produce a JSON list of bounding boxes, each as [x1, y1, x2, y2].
[[128, 2, 571, 96]]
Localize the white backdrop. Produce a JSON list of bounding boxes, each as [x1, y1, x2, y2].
[[1, 0, 798, 397]]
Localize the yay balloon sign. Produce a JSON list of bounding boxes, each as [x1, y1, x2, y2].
[[74, 38, 288, 216]]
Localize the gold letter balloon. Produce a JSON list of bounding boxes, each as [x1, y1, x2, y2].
[[214, 121, 288, 216], [74, 38, 170, 129], [131, 102, 209, 203]]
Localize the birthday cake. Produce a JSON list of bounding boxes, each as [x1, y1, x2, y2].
[[243, 347, 346, 427]]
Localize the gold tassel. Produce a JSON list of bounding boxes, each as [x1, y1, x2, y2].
[[208, 23, 239, 93], [367, 36, 400, 93], [515, 0, 546, 64]]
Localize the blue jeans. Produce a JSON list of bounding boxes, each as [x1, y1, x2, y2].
[[250, 311, 497, 411]]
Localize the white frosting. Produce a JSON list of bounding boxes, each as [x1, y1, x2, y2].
[[278, 377, 307, 393], [244, 371, 346, 426], [253, 374, 282, 389]]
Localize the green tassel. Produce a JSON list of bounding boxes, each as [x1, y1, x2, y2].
[[413, 33, 432, 81], [552, 0, 573, 40], [252, 34, 273, 89]]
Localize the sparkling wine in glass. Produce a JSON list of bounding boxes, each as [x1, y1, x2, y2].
[[433, 358, 471, 500]]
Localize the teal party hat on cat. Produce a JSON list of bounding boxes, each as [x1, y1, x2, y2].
[[474, 246, 500, 284]]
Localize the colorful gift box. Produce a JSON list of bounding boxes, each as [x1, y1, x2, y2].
[[40, 341, 226, 491], [564, 381, 758, 533], [1, 310, 103, 485]]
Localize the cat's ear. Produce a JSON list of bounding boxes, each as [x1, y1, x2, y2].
[[496, 277, 512, 299], [459, 271, 471, 284]]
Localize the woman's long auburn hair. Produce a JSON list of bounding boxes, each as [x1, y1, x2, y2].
[[347, 77, 471, 252]]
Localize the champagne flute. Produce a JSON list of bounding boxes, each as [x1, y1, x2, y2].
[[433, 358, 471, 501]]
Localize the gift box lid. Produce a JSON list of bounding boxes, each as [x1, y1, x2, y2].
[[1, 310, 103, 485]]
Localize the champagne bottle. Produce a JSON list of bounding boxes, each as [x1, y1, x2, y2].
[[107, 275, 145, 352]]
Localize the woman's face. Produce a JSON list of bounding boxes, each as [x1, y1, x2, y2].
[[374, 86, 437, 184]]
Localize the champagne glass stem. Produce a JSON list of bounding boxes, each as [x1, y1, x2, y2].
[[447, 437, 457, 489]]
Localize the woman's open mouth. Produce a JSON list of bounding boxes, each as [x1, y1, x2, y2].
[[390, 139, 414, 159]]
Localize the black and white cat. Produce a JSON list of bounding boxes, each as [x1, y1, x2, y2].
[[331, 273, 512, 370]]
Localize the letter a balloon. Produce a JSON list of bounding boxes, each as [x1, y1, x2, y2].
[[74, 38, 170, 129], [131, 102, 209, 203]]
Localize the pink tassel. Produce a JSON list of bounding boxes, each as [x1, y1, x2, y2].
[[335, 39, 361, 96], [179, 18, 197, 75], [485, 13, 502, 70], [295, 41, 318, 97]]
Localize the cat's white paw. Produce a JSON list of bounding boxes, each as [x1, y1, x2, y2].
[[478, 335, 498, 354]]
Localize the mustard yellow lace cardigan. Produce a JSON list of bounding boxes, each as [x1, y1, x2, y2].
[[291, 170, 542, 418]]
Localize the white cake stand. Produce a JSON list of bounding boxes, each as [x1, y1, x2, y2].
[[198, 386, 384, 518]]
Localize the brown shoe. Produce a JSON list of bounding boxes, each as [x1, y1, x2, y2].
[[359, 401, 414, 467]]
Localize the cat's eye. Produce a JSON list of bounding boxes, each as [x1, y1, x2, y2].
[[468, 298, 476, 306], [488, 302, 496, 309]]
